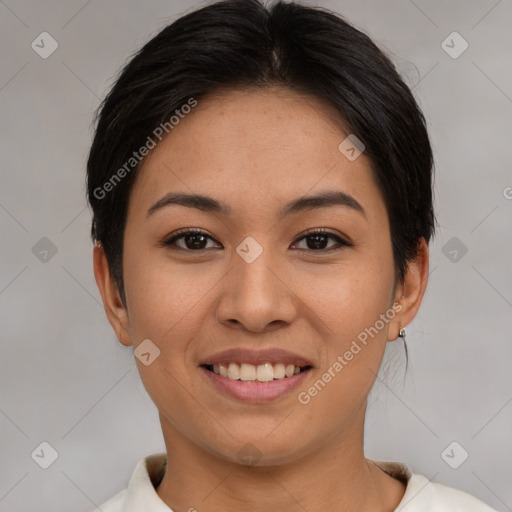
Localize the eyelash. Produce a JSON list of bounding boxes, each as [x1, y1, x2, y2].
[[162, 227, 353, 253]]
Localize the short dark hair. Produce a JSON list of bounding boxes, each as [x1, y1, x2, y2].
[[87, 0, 435, 306]]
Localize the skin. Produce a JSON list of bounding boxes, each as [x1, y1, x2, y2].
[[93, 87, 429, 512]]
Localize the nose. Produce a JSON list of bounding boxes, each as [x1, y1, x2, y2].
[[215, 242, 298, 333]]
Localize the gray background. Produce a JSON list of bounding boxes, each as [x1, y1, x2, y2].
[[1, 0, 511, 510]]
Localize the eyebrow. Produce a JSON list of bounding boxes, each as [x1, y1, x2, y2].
[[146, 190, 366, 219]]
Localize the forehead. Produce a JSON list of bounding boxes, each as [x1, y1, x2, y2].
[[128, 87, 384, 221]]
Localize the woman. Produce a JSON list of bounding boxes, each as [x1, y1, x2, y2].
[[86, 0, 497, 510]]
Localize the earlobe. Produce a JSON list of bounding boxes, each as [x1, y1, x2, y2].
[[92, 242, 132, 347], [387, 238, 429, 341]]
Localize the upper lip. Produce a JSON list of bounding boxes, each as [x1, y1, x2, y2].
[[199, 348, 314, 367]]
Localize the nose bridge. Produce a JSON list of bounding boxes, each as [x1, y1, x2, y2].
[[215, 236, 296, 331], [233, 235, 281, 302]]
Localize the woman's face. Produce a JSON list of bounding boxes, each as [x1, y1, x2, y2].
[[95, 87, 426, 465]]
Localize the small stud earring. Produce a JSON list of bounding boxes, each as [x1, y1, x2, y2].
[[398, 327, 406, 338]]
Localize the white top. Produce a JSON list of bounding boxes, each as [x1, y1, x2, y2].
[[92, 452, 498, 511]]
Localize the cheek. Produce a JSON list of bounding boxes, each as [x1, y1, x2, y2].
[[122, 243, 215, 342], [121, 247, 207, 414], [295, 281, 393, 423], [295, 242, 395, 399], [300, 255, 395, 343]]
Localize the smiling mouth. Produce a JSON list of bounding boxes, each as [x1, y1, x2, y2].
[[202, 362, 313, 383]]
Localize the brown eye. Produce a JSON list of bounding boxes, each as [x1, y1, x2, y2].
[[163, 229, 222, 251], [291, 230, 352, 251], [162, 228, 352, 253]]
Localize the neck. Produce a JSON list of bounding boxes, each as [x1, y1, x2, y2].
[[155, 410, 405, 512]]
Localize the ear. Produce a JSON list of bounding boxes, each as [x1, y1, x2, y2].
[[387, 238, 429, 341], [93, 242, 132, 346]]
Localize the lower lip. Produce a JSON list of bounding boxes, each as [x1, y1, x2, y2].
[[199, 366, 312, 404]]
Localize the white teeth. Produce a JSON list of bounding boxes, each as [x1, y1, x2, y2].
[[210, 362, 307, 382], [256, 362, 274, 382], [228, 362, 240, 380], [273, 363, 285, 379], [240, 363, 256, 381]]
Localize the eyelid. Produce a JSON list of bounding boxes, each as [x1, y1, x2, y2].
[[163, 227, 221, 247], [292, 227, 353, 249], [162, 227, 353, 251]]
